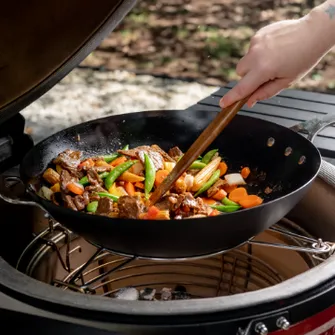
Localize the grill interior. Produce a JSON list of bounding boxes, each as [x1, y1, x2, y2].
[[15, 216, 333, 301]]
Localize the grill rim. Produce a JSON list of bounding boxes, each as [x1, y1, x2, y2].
[[2, 252, 335, 320]]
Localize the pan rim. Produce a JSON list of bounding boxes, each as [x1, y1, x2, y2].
[[21, 109, 322, 223]]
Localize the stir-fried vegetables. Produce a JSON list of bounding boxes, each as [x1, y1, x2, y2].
[[39, 144, 264, 220]]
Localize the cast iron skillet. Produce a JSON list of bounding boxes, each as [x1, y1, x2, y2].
[[0, 110, 334, 259]]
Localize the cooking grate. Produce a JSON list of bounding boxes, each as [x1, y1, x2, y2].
[[17, 217, 335, 301]]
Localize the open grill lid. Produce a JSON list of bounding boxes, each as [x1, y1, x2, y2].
[[0, 0, 136, 125]]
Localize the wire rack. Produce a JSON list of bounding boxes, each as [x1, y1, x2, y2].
[[16, 217, 335, 300]]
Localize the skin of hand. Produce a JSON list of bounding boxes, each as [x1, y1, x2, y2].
[[219, 1, 335, 109]]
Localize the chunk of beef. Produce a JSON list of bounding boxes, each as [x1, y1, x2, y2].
[[53, 149, 82, 177], [87, 168, 102, 186], [82, 191, 90, 204], [118, 195, 143, 219], [168, 146, 183, 160], [168, 192, 211, 218], [96, 197, 114, 216], [62, 194, 77, 211], [60, 170, 78, 192], [118, 146, 164, 171], [94, 165, 112, 173], [85, 184, 106, 193], [206, 179, 226, 198], [73, 195, 86, 211], [151, 144, 175, 162], [155, 196, 171, 211]]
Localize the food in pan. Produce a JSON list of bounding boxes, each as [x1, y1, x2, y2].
[[39, 144, 263, 220]]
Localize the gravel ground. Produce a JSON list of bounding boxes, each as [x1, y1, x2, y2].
[[21, 68, 217, 143]]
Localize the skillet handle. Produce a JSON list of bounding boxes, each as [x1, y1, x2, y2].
[[0, 175, 40, 207], [289, 114, 335, 142]]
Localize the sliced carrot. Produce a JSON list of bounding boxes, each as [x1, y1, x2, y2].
[[223, 184, 237, 194], [78, 158, 95, 169], [125, 182, 135, 196], [201, 198, 216, 206], [241, 167, 251, 179], [155, 169, 170, 187], [110, 156, 127, 166], [135, 182, 145, 189], [212, 189, 227, 201], [143, 206, 160, 220], [95, 160, 110, 167], [239, 195, 263, 209], [218, 162, 228, 177], [51, 183, 60, 193], [228, 187, 248, 203], [210, 209, 220, 216], [67, 182, 84, 195]]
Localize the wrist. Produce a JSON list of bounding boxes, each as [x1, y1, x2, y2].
[[304, 1, 335, 52]]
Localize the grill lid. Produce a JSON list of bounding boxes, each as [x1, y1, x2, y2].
[[0, 0, 136, 125]]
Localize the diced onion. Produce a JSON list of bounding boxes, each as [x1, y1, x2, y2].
[[224, 173, 246, 186], [164, 162, 176, 172], [184, 174, 194, 191], [38, 186, 54, 200]]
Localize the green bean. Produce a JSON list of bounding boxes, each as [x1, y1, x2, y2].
[[210, 205, 241, 213], [189, 161, 206, 169], [104, 160, 138, 190], [194, 169, 220, 197], [201, 149, 218, 164], [144, 153, 156, 199], [222, 197, 239, 207], [86, 201, 99, 213], [79, 171, 109, 186], [103, 144, 129, 163], [96, 192, 119, 202]]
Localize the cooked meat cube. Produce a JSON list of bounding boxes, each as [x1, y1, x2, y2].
[[53, 149, 82, 176], [73, 195, 86, 211], [87, 168, 102, 186], [42, 168, 60, 185], [62, 195, 77, 211], [60, 170, 78, 192], [118, 195, 143, 219], [207, 179, 226, 198], [118, 145, 164, 171], [85, 184, 106, 193], [168, 146, 183, 160], [94, 165, 112, 173], [96, 197, 114, 215], [82, 191, 90, 205], [151, 144, 175, 162]]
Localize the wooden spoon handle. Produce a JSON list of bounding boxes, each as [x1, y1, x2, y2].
[[149, 97, 250, 205]]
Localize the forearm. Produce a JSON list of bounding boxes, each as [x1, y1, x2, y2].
[[304, 1, 335, 53]]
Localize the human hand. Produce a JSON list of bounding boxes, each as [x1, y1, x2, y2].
[[219, 12, 335, 109]]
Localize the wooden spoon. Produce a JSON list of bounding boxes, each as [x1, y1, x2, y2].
[[149, 96, 250, 205]]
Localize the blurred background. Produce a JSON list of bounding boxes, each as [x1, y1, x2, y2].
[[22, 0, 333, 142]]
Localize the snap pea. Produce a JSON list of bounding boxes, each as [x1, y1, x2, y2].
[[210, 205, 241, 213], [86, 201, 99, 213], [189, 161, 206, 169], [96, 192, 119, 202], [194, 169, 220, 197], [79, 171, 109, 186], [144, 153, 156, 199], [103, 144, 129, 163], [104, 160, 138, 190], [222, 197, 239, 207], [201, 149, 218, 164]]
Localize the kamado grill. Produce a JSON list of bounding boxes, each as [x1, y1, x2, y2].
[[3, 1, 335, 334]]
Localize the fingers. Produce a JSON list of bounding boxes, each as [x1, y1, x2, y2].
[[219, 70, 266, 108], [246, 78, 292, 107]]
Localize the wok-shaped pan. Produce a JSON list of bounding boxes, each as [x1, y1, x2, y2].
[[0, 109, 334, 259]]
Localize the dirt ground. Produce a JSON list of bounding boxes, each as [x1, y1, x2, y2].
[[80, 0, 335, 92]]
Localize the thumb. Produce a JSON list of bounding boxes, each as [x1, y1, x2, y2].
[[246, 78, 291, 107], [219, 71, 266, 108]]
